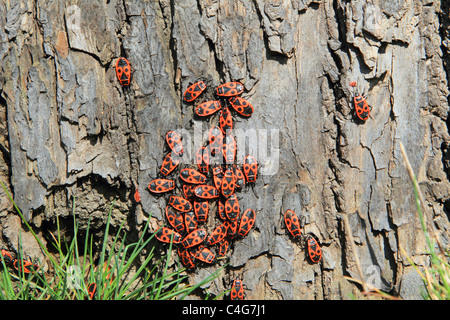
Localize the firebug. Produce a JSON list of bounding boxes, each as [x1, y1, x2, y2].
[[148, 178, 175, 194], [193, 200, 209, 222], [178, 247, 195, 269], [206, 223, 227, 245], [160, 151, 181, 176], [238, 208, 255, 238], [180, 168, 207, 184], [182, 184, 196, 200], [221, 167, 236, 198], [196, 146, 210, 173], [184, 211, 198, 233], [306, 234, 322, 264], [165, 206, 185, 234], [194, 246, 215, 264], [218, 199, 227, 220], [233, 165, 245, 189], [222, 134, 237, 164], [218, 239, 229, 256], [219, 106, 233, 134], [87, 283, 97, 300], [168, 196, 192, 212], [208, 126, 223, 155], [224, 219, 238, 239], [284, 209, 302, 238], [229, 96, 254, 117], [350, 81, 370, 121], [134, 189, 141, 202], [194, 185, 220, 199], [353, 95, 370, 121], [166, 131, 184, 157], [182, 228, 207, 248], [195, 100, 222, 117], [155, 227, 182, 244], [183, 81, 207, 102], [224, 194, 240, 221], [230, 278, 245, 300], [243, 155, 257, 183], [1, 249, 13, 264], [216, 82, 244, 97], [212, 166, 224, 190], [13, 259, 39, 274]]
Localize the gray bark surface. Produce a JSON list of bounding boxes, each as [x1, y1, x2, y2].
[[1, 0, 450, 300]]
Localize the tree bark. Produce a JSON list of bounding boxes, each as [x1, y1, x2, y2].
[[0, 0, 449, 300]]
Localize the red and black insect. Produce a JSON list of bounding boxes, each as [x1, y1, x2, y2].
[[169, 196, 192, 212], [233, 165, 245, 190], [183, 81, 207, 102], [350, 81, 370, 121], [178, 247, 195, 269], [184, 211, 198, 233], [216, 82, 244, 97], [166, 131, 184, 157], [224, 194, 240, 221], [208, 126, 223, 156], [218, 199, 227, 220], [284, 209, 302, 238], [218, 239, 229, 256], [194, 246, 215, 264], [148, 178, 175, 193], [87, 283, 97, 300], [222, 134, 237, 164], [182, 184, 196, 200], [160, 151, 181, 176], [243, 155, 257, 183], [224, 219, 238, 239], [116, 57, 131, 86], [306, 234, 322, 264], [134, 189, 141, 202], [230, 278, 245, 300], [206, 223, 227, 245], [229, 96, 254, 117], [194, 185, 220, 199], [195, 100, 222, 117], [196, 146, 210, 174], [221, 167, 236, 198], [155, 227, 183, 244], [1, 249, 13, 265], [180, 168, 207, 184], [353, 95, 370, 121], [182, 228, 207, 248], [219, 105, 233, 134], [193, 200, 209, 223], [237, 208, 255, 238], [165, 206, 185, 234], [212, 166, 224, 190]]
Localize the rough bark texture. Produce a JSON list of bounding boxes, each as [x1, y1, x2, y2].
[[1, 0, 450, 300]]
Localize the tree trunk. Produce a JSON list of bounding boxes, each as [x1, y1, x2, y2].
[[1, 0, 449, 300]]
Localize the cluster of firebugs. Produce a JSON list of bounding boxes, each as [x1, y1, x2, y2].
[[155, 87, 258, 298], [120, 58, 372, 299], [0, 58, 370, 300], [149, 82, 258, 266]]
